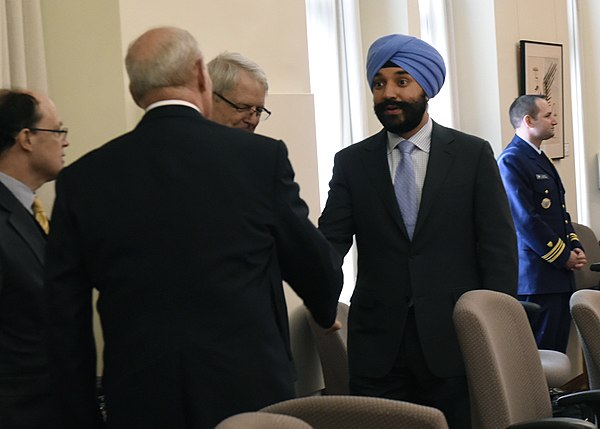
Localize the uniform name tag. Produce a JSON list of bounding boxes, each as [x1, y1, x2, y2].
[[536, 174, 549, 180]]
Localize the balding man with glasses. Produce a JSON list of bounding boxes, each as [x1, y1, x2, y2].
[[43, 27, 341, 428], [0, 88, 69, 428], [208, 52, 271, 133]]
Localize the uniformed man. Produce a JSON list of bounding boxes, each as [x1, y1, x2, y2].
[[498, 94, 586, 353]]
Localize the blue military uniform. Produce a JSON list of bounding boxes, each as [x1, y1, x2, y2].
[[498, 135, 582, 352]]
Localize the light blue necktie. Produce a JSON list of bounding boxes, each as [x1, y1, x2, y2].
[[394, 140, 417, 239]]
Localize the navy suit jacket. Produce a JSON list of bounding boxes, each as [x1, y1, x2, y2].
[[44, 105, 343, 428], [498, 135, 581, 295], [319, 122, 518, 379]]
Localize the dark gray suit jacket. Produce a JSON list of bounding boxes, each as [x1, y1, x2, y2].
[[0, 182, 48, 387], [0, 182, 57, 424], [45, 105, 343, 428], [319, 122, 518, 379]]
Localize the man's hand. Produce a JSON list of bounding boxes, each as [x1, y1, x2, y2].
[[324, 320, 342, 335], [565, 248, 587, 271]]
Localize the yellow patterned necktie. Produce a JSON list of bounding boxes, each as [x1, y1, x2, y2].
[[32, 196, 50, 234]]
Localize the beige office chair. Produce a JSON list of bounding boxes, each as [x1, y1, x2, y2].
[[215, 412, 313, 429], [568, 223, 600, 389], [571, 289, 600, 390], [539, 349, 573, 388], [262, 395, 448, 429], [303, 302, 349, 395], [572, 223, 600, 291], [520, 301, 573, 388], [289, 303, 325, 396], [453, 289, 596, 428]]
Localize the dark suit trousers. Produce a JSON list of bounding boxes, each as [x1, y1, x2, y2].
[[0, 393, 61, 429], [349, 308, 471, 429], [104, 350, 295, 429], [519, 292, 571, 353]]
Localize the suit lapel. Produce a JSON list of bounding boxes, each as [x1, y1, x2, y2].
[[537, 151, 559, 182], [414, 122, 458, 238], [359, 130, 408, 236], [0, 183, 45, 265]]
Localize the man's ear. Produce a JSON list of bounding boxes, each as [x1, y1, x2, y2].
[[15, 128, 34, 152], [523, 114, 535, 128], [195, 58, 209, 92], [129, 83, 142, 108]]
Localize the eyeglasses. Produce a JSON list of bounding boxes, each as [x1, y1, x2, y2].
[[213, 92, 271, 121], [29, 127, 69, 141]]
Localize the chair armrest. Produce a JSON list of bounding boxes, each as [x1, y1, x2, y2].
[[589, 263, 600, 272], [520, 301, 542, 314], [508, 417, 596, 428], [555, 389, 600, 408], [520, 300, 542, 325], [554, 389, 600, 423]]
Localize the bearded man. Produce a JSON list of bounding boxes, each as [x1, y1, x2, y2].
[[318, 34, 518, 428]]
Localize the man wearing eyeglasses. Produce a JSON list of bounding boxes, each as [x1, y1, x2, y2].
[[208, 52, 271, 133], [0, 89, 68, 428]]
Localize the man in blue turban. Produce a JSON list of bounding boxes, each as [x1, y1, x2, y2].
[[319, 34, 517, 428]]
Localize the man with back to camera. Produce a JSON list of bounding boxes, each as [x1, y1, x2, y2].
[[498, 94, 586, 353], [208, 51, 271, 133], [43, 26, 343, 429], [318, 34, 518, 428], [0, 89, 69, 428]]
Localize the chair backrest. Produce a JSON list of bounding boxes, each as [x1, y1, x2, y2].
[[262, 395, 448, 429], [453, 290, 553, 429], [572, 223, 600, 290], [570, 289, 600, 389], [215, 412, 313, 429], [304, 302, 349, 394], [289, 304, 325, 396]]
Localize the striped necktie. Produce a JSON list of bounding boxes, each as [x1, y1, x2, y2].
[[32, 196, 50, 235]]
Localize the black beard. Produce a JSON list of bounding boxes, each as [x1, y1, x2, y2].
[[374, 95, 428, 135]]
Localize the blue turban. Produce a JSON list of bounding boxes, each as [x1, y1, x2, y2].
[[366, 34, 446, 98]]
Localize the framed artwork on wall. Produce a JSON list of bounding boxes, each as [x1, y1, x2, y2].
[[519, 40, 564, 159]]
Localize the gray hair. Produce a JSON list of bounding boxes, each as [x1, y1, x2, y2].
[[125, 27, 203, 102], [208, 52, 268, 94]]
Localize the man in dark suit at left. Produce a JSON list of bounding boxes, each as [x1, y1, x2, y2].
[[0, 89, 69, 428], [44, 27, 342, 429]]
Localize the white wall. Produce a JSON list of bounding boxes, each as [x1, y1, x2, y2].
[[576, 0, 600, 232], [358, 0, 420, 136], [452, 0, 504, 153]]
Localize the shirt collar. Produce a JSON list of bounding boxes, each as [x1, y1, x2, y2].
[[145, 100, 202, 115], [516, 135, 542, 155], [0, 171, 35, 213], [387, 116, 433, 154], [526, 139, 542, 155]]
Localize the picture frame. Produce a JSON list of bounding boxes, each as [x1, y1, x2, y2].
[[519, 40, 564, 159]]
